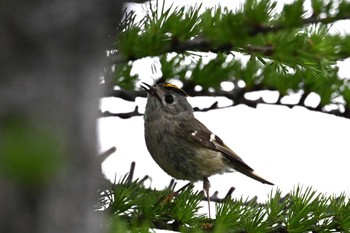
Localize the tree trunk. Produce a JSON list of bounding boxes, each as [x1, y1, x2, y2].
[[0, 1, 123, 232]]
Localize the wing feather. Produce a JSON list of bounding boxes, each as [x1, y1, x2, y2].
[[188, 119, 274, 185], [188, 119, 254, 172]]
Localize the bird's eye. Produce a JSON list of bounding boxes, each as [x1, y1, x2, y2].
[[165, 95, 174, 104]]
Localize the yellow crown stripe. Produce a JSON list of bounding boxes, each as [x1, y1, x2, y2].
[[163, 83, 188, 96], [164, 83, 180, 89]]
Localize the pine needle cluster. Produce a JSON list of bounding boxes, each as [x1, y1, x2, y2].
[[104, 0, 350, 119], [97, 164, 350, 233]]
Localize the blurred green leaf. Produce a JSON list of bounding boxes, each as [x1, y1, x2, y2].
[[0, 116, 64, 185]]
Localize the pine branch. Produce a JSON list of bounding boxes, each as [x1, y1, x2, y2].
[[109, 1, 350, 65], [106, 1, 350, 120], [97, 162, 350, 233]]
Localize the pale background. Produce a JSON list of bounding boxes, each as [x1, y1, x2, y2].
[[98, 0, 350, 215]]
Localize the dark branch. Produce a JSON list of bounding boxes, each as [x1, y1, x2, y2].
[[99, 106, 143, 118], [100, 86, 350, 119], [98, 147, 117, 163]]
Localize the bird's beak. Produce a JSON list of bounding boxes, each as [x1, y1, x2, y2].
[[140, 82, 162, 102], [140, 82, 154, 95]]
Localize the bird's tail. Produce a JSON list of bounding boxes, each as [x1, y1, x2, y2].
[[244, 170, 274, 185]]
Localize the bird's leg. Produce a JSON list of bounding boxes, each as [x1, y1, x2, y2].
[[203, 177, 211, 219]]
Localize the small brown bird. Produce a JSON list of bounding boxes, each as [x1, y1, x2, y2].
[[141, 83, 273, 217]]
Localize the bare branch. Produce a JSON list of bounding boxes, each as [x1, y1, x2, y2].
[[100, 87, 350, 119], [99, 106, 143, 118], [99, 147, 117, 163]]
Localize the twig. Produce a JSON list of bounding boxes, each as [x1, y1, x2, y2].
[[127, 161, 135, 183], [99, 147, 117, 163], [99, 106, 143, 118]]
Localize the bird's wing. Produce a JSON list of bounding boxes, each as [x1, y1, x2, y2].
[[188, 119, 274, 185], [188, 119, 254, 172]]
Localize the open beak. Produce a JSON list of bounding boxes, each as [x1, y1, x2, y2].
[[140, 82, 154, 95], [140, 82, 162, 102]]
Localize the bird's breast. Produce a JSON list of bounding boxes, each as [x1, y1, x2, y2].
[[144, 120, 229, 181]]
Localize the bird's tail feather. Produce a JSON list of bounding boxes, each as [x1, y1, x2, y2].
[[235, 166, 274, 185], [244, 171, 274, 185]]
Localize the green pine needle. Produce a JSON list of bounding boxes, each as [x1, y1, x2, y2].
[[97, 170, 350, 233]]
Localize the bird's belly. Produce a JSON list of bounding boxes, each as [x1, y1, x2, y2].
[[190, 148, 228, 178], [148, 143, 228, 182], [144, 121, 229, 182]]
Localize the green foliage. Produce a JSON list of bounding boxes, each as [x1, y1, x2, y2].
[[98, 174, 206, 232], [329, 194, 350, 231], [109, 0, 350, 118], [285, 186, 328, 232], [98, 174, 350, 233], [113, 62, 138, 90], [279, 0, 305, 27]]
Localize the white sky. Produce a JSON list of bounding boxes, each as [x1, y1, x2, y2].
[[98, 0, 350, 217]]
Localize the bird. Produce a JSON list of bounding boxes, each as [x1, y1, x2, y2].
[[141, 82, 273, 218]]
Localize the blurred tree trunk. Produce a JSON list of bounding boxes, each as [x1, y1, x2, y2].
[[0, 1, 123, 232]]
